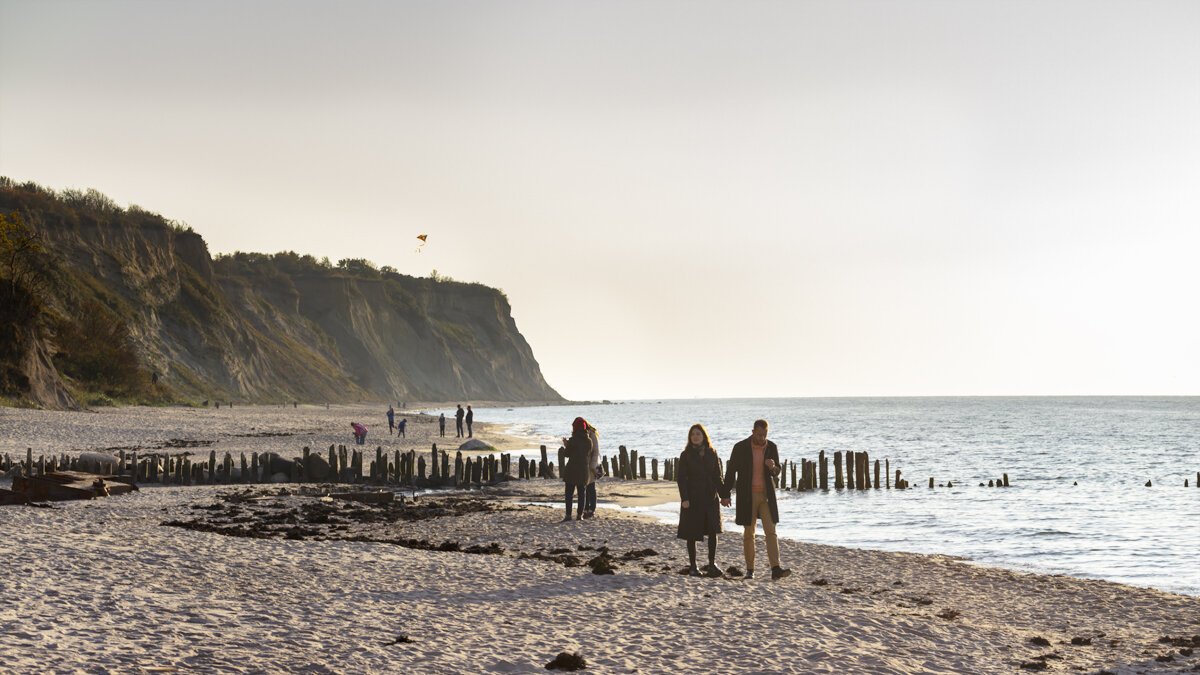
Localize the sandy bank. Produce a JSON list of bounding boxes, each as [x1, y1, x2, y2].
[[3, 404, 1200, 674], [3, 482, 1199, 674], [0, 403, 540, 460]]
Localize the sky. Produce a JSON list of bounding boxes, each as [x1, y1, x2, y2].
[[1, 1, 1197, 400]]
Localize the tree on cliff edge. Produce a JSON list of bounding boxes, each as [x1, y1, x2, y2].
[[0, 211, 49, 395], [0, 211, 47, 299]]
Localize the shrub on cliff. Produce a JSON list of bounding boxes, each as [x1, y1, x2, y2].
[[0, 211, 49, 397], [0, 210, 50, 299], [53, 301, 164, 401], [0, 283, 35, 396]]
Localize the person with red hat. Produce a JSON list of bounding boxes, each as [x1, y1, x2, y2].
[[560, 417, 594, 521]]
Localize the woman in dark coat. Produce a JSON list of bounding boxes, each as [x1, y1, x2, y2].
[[676, 424, 730, 576], [560, 417, 593, 522]]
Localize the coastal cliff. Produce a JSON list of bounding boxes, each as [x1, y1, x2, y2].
[[0, 179, 561, 407]]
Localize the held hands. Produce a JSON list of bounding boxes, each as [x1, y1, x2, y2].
[[720, 498, 731, 507], [681, 500, 690, 509]]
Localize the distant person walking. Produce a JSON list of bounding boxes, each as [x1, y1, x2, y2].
[[455, 404, 465, 438], [439, 413, 446, 437], [386, 406, 395, 435], [398, 417, 407, 439], [560, 417, 593, 522], [723, 419, 790, 580], [351, 422, 368, 446], [583, 421, 600, 519], [465, 405, 474, 437], [678, 424, 729, 576]]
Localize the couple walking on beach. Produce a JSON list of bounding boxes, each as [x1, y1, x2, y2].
[[678, 419, 791, 580], [561, 417, 601, 521], [455, 404, 474, 438]]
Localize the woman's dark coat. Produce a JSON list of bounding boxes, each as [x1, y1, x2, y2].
[[676, 446, 730, 540], [723, 437, 781, 526], [563, 431, 593, 486]]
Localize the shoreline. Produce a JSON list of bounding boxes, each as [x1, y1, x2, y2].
[[3, 402, 1196, 598], [3, 402, 1196, 600]]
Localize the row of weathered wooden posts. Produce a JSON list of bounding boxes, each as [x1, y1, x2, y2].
[[6, 445, 1200, 490], [2, 445, 518, 488], [0, 444, 951, 491]]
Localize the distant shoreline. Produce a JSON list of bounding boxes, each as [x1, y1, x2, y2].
[[7, 394, 1195, 416]]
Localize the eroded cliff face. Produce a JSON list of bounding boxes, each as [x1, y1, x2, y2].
[[19, 327, 81, 410], [287, 275, 562, 402], [1, 184, 561, 405]]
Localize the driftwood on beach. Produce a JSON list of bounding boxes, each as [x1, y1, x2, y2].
[[0, 470, 138, 504]]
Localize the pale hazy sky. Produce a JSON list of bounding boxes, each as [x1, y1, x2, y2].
[[2, 1, 1197, 400]]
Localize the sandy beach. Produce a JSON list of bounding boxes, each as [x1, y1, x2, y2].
[[0, 402, 550, 462], [2, 405, 1199, 674]]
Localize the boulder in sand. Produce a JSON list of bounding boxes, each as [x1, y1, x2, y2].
[[262, 453, 293, 476], [78, 452, 120, 470], [544, 652, 587, 671], [304, 453, 330, 481]]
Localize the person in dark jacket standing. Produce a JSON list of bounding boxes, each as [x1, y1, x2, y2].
[[723, 419, 791, 580], [465, 405, 474, 437], [677, 424, 730, 576], [386, 406, 395, 435], [560, 417, 593, 522], [439, 413, 446, 437], [455, 404, 465, 438]]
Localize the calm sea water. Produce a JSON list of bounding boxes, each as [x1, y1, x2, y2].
[[432, 397, 1200, 596]]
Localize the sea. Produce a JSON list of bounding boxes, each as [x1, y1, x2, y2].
[[433, 397, 1200, 596]]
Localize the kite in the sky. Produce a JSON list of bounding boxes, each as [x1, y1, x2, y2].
[[415, 234, 428, 253]]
